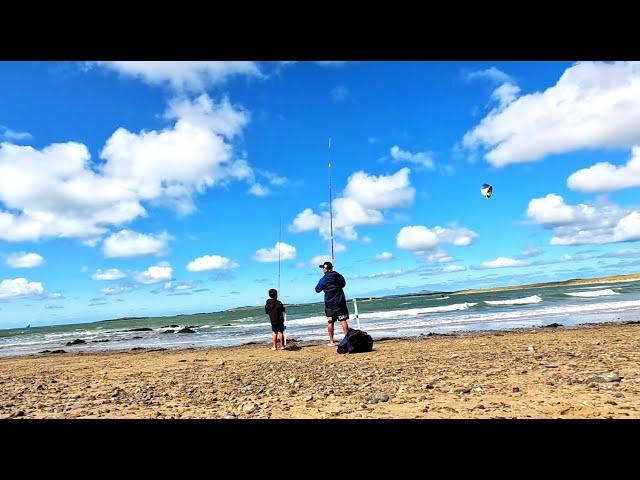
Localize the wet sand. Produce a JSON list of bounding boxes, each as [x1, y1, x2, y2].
[[1, 322, 639, 419]]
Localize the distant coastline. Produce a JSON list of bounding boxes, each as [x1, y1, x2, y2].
[[451, 272, 640, 296]]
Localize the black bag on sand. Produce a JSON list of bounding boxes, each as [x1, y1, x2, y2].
[[337, 327, 374, 354]]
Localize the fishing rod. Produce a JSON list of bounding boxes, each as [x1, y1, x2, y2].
[[328, 137, 334, 263], [278, 217, 287, 347]]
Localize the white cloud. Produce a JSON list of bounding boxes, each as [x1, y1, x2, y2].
[[252, 242, 297, 262], [567, 145, 640, 193], [613, 211, 640, 243], [187, 254, 239, 272], [463, 62, 640, 166], [0, 277, 44, 299], [248, 183, 270, 197], [311, 255, 332, 267], [102, 95, 251, 216], [0, 94, 255, 243], [91, 268, 127, 281], [6, 252, 44, 268], [94, 61, 263, 92], [526, 194, 640, 246], [290, 168, 415, 242], [526, 194, 582, 226], [103, 230, 170, 258], [100, 285, 134, 295], [290, 208, 324, 233], [479, 257, 527, 269], [352, 269, 411, 280], [373, 252, 395, 262], [135, 263, 173, 284], [466, 67, 514, 84], [343, 168, 415, 210], [397, 226, 438, 251], [390, 146, 435, 169], [362, 236, 372, 244], [427, 250, 454, 263], [334, 242, 347, 253], [442, 265, 466, 272], [258, 170, 288, 186], [490, 83, 521, 109], [397, 224, 478, 252], [0, 126, 33, 142]]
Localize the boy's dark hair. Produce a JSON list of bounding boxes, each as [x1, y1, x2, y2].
[[268, 289, 278, 299]]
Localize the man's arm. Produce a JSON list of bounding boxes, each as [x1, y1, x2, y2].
[[337, 273, 346, 288], [279, 301, 286, 312], [315, 277, 326, 293]]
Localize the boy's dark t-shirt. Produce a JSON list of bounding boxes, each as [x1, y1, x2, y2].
[[265, 298, 285, 325]]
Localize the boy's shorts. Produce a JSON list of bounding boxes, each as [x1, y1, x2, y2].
[[326, 307, 349, 324], [271, 324, 285, 333]]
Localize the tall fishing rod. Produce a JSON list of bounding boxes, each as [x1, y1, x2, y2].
[[328, 137, 334, 263]]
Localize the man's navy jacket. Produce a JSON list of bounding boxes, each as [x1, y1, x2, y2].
[[315, 270, 347, 312]]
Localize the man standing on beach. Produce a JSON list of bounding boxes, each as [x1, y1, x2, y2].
[[315, 261, 349, 346]]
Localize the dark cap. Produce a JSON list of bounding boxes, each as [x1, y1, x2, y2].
[[319, 261, 333, 269]]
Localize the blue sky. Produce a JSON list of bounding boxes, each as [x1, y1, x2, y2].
[[2, 60, 640, 328]]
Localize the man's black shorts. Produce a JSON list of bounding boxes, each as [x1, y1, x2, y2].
[[271, 324, 285, 333], [325, 307, 349, 324]]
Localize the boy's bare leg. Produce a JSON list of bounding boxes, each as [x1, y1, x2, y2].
[[277, 332, 285, 349], [272, 332, 277, 350]]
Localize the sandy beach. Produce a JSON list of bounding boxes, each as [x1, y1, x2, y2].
[[1, 322, 639, 419]]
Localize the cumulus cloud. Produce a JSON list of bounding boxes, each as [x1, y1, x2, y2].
[[186, 254, 239, 272], [0, 277, 44, 299], [397, 224, 478, 252], [6, 252, 44, 268], [567, 145, 640, 193], [135, 263, 173, 284], [526, 194, 640, 246], [103, 230, 170, 258], [463, 62, 640, 166], [94, 61, 263, 93], [252, 242, 297, 262], [390, 146, 435, 169], [479, 257, 528, 269], [373, 252, 395, 262], [91, 268, 127, 281], [291, 168, 415, 241], [0, 94, 260, 244]]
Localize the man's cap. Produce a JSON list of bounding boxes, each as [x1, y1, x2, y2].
[[319, 261, 333, 269]]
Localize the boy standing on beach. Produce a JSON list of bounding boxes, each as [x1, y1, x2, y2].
[[265, 288, 286, 350]]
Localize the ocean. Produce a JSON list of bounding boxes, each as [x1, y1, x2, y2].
[[1, 280, 640, 358]]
